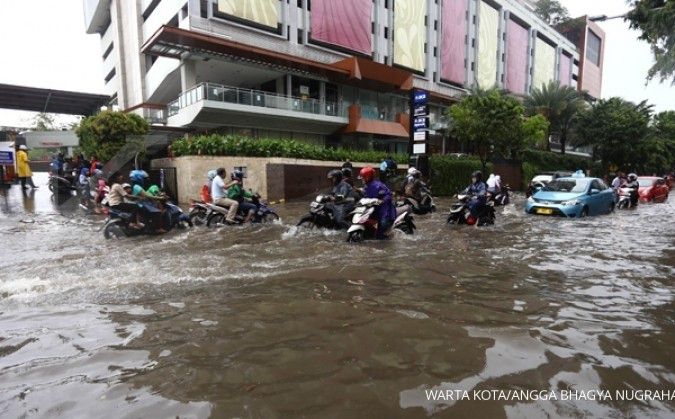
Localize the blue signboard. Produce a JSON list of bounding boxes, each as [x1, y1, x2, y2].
[[413, 90, 428, 105], [0, 151, 13, 165]]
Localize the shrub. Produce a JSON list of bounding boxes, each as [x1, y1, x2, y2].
[[76, 111, 149, 162], [520, 149, 596, 188], [429, 155, 492, 196], [171, 134, 408, 164]]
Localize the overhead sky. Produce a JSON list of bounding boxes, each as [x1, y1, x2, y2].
[[0, 0, 672, 128]]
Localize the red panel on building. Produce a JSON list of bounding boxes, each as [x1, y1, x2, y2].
[[505, 18, 528, 95], [441, 0, 467, 85], [310, 0, 372, 55]]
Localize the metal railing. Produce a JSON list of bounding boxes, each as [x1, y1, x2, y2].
[[167, 82, 346, 118]]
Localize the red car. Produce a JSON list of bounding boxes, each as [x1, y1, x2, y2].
[[638, 176, 669, 203]]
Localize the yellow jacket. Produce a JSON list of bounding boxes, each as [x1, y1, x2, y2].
[[17, 150, 32, 177]]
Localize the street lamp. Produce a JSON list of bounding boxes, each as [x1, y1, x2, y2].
[[589, 14, 626, 22]]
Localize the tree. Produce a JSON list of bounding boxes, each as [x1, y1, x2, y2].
[[447, 88, 549, 172], [625, 0, 675, 84], [533, 0, 570, 25], [76, 110, 149, 162], [525, 81, 586, 154], [31, 113, 57, 131], [573, 97, 653, 172], [637, 110, 675, 174]]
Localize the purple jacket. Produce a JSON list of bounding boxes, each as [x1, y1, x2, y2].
[[363, 180, 396, 221]]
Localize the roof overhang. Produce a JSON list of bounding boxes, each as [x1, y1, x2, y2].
[[0, 84, 110, 116], [141, 26, 415, 93]]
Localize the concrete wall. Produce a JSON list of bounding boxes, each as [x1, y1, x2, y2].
[[151, 156, 407, 203]]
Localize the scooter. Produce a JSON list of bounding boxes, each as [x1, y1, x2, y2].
[[397, 186, 436, 215], [617, 187, 638, 209], [489, 185, 511, 206], [297, 194, 355, 230], [447, 195, 496, 226], [346, 198, 415, 242], [48, 169, 78, 195], [206, 194, 279, 227], [187, 200, 212, 226], [102, 200, 192, 239]]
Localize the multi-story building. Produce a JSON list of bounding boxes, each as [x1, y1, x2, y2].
[[84, 0, 604, 153]]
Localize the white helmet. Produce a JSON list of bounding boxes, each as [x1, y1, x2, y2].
[[407, 167, 420, 176], [628, 173, 637, 181], [19, 144, 28, 150]]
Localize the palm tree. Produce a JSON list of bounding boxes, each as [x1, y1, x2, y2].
[[525, 81, 586, 154]]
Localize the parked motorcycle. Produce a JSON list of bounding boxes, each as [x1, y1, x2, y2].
[[447, 195, 496, 226], [102, 200, 192, 239], [346, 198, 415, 242], [617, 187, 638, 209], [297, 194, 355, 230], [206, 194, 279, 227]]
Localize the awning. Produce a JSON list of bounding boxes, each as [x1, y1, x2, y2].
[[0, 83, 110, 115], [330, 57, 414, 92], [339, 104, 409, 138]]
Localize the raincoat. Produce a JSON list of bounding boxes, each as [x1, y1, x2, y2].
[[363, 180, 396, 222], [16, 150, 32, 177]]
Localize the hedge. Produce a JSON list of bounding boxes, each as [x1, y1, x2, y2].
[[429, 155, 492, 196], [520, 149, 601, 189], [171, 134, 408, 164]]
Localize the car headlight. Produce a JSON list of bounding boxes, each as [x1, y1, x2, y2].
[[527, 197, 535, 203], [561, 200, 581, 206]]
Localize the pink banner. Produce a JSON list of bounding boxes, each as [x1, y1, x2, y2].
[[559, 53, 572, 86], [505, 19, 528, 95], [441, 0, 467, 85], [310, 0, 371, 55]]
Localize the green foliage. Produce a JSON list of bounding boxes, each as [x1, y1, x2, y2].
[[525, 81, 586, 153], [573, 97, 653, 172], [533, 0, 570, 25], [447, 88, 548, 170], [31, 113, 57, 131], [520, 149, 597, 189], [626, 0, 675, 84], [429, 155, 491, 196], [76, 111, 149, 162], [521, 114, 550, 150], [170, 134, 408, 164], [635, 110, 675, 174]]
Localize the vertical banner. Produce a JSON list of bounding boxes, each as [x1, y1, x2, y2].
[[476, 1, 499, 88], [532, 38, 556, 90], [218, 0, 279, 29], [505, 19, 528, 95], [394, 0, 427, 72], [441, 0, 468, 85], [409, 89, 429, 156], [310, 0, 372, 55]]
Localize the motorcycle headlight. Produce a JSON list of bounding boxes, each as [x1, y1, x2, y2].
[[561, 200, 581, 206]]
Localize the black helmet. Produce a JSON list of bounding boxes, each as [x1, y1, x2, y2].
[[327, 169, 343, 185], [341, 167, 352, 178], [471, 170, 483, 182], [231, 169, 244, 180]]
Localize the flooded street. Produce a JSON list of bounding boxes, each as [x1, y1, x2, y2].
[[1, 173, 674, 418]]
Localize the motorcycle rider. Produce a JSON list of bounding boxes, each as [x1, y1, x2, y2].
[[342, 167, 354, 187], [130, 170, 168, 233], [462, 170, 488, 219], [403, 168, 429, 212], [227, 169, 256, 224], [211, 168, 239, 224], [624, 173, 640, 207], [358, 167, 396, 239], [106, 172, 142, 229], [326, 169, 355, 228]]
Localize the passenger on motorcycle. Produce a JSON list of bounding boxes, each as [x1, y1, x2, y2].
[[402, 168, 429, 211], [342, 167, 354, 187], [211, 168, 240, 224], [106, 172, 143, 229], [462, 171, 488, 217], [227, 170, 256, 224], [624, 173, 640, 206], [486, 174, 501, 195], [326, 169, 355, 228], [130, 170, 168, 233], [359, 166, 396, 239], [201, 170, 217, 203]]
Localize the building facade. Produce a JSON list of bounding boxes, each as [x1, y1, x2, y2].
[[84, 0, 604, 153]]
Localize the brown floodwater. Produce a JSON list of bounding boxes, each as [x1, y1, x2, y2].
[[1, 173, 674, 418]]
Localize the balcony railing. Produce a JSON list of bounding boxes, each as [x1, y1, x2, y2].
[[167, 82, 346, 118]]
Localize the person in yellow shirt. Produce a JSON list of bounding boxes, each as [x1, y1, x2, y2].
[[16, 145, 37, 189]]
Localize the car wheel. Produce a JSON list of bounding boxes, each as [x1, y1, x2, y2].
[[609, 202, 615, 213], [580, 206, 589, 217]]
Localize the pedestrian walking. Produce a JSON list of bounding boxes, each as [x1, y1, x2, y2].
[[16, 145, 37, 189]]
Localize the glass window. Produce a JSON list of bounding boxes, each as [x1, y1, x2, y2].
[[586, 30, 601, 66], [638, 178, 654, 188], [544, 179, 590, 193]]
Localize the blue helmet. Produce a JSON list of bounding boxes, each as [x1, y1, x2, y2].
[[80, 168, 90, 176], [129, 169, 148, 184]]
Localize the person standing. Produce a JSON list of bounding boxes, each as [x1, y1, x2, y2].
[[16, 145, 37, 189]]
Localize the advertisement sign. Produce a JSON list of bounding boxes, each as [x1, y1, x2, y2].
[[413, 117, 429, 130], [413, 105, 429, 117], [310, 0, 372, 55], [217, 0, 279, 29], [413, 143, 426, 154], [409, 89, 429, 156], [414, 131, 427, 142], [0, 142, 14, 165], [394, 0, 427, 72]]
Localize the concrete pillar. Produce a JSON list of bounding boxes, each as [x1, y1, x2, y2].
[[319, 81, 326, 115], [286, 74, 293, 97], [180, 59, 197, 91], [526, 29, 537, 94]]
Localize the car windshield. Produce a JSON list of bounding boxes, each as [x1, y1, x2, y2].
[[543, 179, 589, 193], [638, 178, 654, 187]]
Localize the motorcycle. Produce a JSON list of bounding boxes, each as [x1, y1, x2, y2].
[[206, 194, 279, 227], [488, 185, 511, 206], [48, 169, 78, 195], [346, 198, 415, 242], [447, 195, 496, 226], [187, 200, 212, 226], [102, 200, 192, 239], [397, 186, 436, 215], [617, 187, 638, 209], [297, 194, 355, 230]]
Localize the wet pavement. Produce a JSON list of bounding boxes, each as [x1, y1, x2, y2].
[[0, 173, 674, 418]]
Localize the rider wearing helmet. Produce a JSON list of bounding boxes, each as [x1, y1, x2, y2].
[[359, 166, 396, 239], [624, 173, 640, 206], [212, 168, 240, 224], [341, 167, 354, 186], [462, 170, 488, 218], [326, 169, 355, 228], [129, 169, 168, 233], [227, 169, 256, 223]]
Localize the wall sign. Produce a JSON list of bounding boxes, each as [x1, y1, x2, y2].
[[409, 89, 429, 156]]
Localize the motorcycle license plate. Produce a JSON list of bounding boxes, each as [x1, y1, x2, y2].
[[536, 208, 554, 215]]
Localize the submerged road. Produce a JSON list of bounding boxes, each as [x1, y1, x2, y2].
[[1, 173, 674, 418]]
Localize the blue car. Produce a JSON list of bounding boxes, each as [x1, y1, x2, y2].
[[525, 173, 615, 217]]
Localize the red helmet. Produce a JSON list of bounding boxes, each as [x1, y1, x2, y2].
[[359, 167, 375, 183]]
